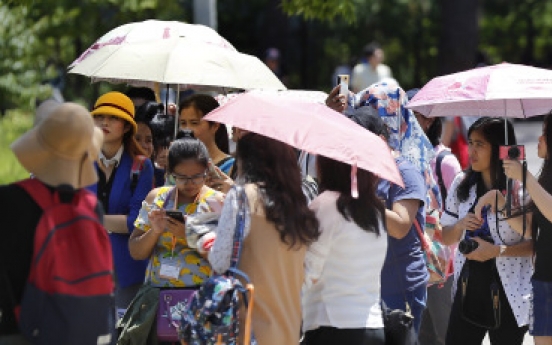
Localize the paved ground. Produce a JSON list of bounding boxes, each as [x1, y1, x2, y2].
[[482, 119, 541, 345]]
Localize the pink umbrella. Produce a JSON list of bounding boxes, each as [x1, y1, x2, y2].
[[407, 62, 552, 118], [204, 91, 403, 188]]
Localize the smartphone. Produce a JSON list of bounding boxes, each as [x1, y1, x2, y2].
[[336, 74, 350, 96], [165, 210, 185, 223], [499, 145, 525, 160]]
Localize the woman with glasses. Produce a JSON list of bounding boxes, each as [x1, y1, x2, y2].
[[129, 129, 223, 291]]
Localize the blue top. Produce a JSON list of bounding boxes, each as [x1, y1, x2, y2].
[[217, 157, 235, 175], [378, 157, 428, 295], [87, 150, 154, 288]]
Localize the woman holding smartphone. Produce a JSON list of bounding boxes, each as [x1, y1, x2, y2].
[[130, 130, 224, 288]]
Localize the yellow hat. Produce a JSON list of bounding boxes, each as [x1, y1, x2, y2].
[[90, 91, 137, 133]]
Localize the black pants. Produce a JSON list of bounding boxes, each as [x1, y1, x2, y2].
[[302, 326, 385, 345], [445, 262, 528, 345]]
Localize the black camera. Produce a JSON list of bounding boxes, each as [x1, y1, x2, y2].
[[458, 206, 494, 255], [458, 236, 494, 255]]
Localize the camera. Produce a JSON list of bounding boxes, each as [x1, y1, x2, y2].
[[336, 74, 350, 96], [499, 145, 525, 160], [458, 206, 494, 255]]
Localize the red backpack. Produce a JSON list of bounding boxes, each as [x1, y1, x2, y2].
[[16, 179, 116, 345]]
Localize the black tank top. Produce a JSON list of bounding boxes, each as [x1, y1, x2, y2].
[[533, 209, 552, 281]]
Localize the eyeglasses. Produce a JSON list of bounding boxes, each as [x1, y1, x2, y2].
[[171, 172, 207, 185]]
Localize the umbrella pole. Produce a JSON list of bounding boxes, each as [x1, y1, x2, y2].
[[174, 85, 180, 139], [165, 84, 169, 116], [504, 116, 508, 145]]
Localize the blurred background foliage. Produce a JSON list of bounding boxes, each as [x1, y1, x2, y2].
[[1, 0, 552, 182], [2, 0, 552, 113]]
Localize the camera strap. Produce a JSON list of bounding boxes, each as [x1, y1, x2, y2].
[[495, 160, 528, 244]]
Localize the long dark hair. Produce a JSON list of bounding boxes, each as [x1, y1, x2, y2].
[[236, 133, 320, 247], [167, 129, 209, 173], [179, 94, 230, 154], [426, 117, 443, 147], [521, 114, 552, 214], [457, 117, 517, 202], [317, 155, 384, 234]]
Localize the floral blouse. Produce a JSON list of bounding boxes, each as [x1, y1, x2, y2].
[[134, 186, 220, 288]]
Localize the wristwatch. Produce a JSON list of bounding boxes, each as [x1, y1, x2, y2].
[[498, 245, 507, 257]]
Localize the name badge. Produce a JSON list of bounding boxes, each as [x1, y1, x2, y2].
[[159, 263, 180, 280]]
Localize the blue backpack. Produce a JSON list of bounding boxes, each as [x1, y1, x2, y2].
[[178, 186, 256, 345]]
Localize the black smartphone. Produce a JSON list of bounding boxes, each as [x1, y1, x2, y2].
[[165, 210, 184, 223]]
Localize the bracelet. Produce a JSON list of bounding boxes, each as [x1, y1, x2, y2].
[[498, 244, 507, 257]]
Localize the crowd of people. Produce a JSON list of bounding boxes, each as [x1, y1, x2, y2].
[[1, 76, 552, 345]]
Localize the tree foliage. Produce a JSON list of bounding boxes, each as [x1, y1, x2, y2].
[[3, 0, 552, 112], [281, 0, 356, 23]]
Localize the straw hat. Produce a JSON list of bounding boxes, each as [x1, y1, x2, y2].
[[90, 91, 137, 133], [34, 99, 62, 126], [11, 103, 103, 189]]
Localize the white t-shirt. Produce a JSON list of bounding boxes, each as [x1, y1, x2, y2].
[[440, 173, 533, 326], [302, 191, 387, 332], [351, 63, 392, 92]]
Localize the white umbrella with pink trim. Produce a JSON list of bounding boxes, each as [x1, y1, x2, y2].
[[68, 20, 285, 92]]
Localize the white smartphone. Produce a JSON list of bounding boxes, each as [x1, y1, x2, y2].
[[337, 74, 349, 96]]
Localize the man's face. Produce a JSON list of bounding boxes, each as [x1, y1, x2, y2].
[[369, 48, 384, 66]]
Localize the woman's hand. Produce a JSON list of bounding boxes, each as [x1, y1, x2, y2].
[[503, 159, 524, 181], [464, 238, 500, 262], [325, 85, 347, 113], [166, 217, 186, 239], [456, 213, 483, 233], [474, 190, 505, 220], [207, 165, 234, 194], [149, 209, 167, 234]]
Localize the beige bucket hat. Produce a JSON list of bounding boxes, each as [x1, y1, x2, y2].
[[11, 102, 104, 189]]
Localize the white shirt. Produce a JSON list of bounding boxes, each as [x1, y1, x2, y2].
[[351, 63, 392, 92], [302, 191, 387, 332], [99, 145, 124, 168], [440, 173, 533, 326]]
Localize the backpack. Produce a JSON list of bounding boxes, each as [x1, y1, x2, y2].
[[130, 155, 147, 193], [16, 179, 116, 345], [178, 186, 256, 345]]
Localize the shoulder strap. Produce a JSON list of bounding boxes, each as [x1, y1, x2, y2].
[[229, 186, 247, 270], [413, 218, 430, 251], [130, 155, 147, 192], [436, 150, 452, 202], [16, 179, 55, 210]]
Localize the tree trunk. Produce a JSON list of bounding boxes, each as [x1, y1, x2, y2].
[[437, 0, 480, 75]]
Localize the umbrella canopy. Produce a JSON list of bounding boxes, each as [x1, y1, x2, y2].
[[407, 62, 552, 118], [215, 90, 328, 106], [70, 19, 236, 68], [204, 91, 403, 187], [68, 36, 286, 91]]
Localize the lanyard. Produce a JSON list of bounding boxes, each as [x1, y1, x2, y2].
[[169, 188, 200, 257]]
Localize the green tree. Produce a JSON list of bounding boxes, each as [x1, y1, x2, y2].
[[281, 0, 356, 22]]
